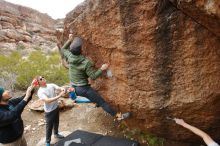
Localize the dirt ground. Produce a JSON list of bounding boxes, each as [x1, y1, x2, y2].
[[20, 95, 190, 146], [22, 103, 123, 146]]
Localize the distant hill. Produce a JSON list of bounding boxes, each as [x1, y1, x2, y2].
[[0, 0, 63, 55]]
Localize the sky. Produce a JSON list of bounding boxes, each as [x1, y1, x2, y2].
[[5, 0, 85, 19]]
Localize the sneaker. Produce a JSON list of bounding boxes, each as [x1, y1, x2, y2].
[[54, 133, 65, 139], [46, 143, 50, 146], [116, 112, 131, 121]]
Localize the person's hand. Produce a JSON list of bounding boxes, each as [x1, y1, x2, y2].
[[58, 89, 66, 97], [69, 34, 74, 41], [67, 87, 75, 93], [100, 63, 109, 71], [174, 118, 185, 125], [32, 79, 39, 87], [23, 86, 34, 101]]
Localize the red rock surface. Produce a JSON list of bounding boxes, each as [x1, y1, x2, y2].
[[169, 0, 220, 37], [59, 0, 220, 142], [0, 0, 58, 53]]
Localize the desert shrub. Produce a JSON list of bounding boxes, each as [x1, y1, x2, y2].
[[0, 51, 68, 90], [119, 124, 164, 146]]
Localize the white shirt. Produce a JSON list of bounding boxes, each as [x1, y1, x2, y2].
[[37, 83, 60, 112]]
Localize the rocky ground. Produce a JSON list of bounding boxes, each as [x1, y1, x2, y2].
[[22, 101, 127, 146], [21, 95, 191, 146]]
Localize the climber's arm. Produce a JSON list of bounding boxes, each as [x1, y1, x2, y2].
[[60, 34, 74, 59]]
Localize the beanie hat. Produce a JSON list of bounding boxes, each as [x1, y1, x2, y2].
[[70, 37, 83, 55], [0, 87, 4, 100]]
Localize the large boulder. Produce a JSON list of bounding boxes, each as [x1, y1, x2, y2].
[[59, 0, 220, 142]]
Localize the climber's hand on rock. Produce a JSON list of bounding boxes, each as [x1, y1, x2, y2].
[[69, 34, 74, 41], [100, 63, 109, 71], [174, 118, 185, 125]]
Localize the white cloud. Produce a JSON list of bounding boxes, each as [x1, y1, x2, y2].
[[4, 0, 85, 19]]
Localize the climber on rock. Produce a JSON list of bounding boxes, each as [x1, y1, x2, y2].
[[174, 118, 219, 146], [60, 34, 130, 121]]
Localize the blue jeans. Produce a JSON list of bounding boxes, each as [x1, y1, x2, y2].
[[74, 85, 116, 116]]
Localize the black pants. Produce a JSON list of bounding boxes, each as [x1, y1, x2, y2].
[[74, 85, 117, 116], [45, 107, 59, 143]]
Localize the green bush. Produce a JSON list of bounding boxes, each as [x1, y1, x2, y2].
[[119, 124, 164, 146], [0, 51, 69, 90], [144, 133, 164, 146]]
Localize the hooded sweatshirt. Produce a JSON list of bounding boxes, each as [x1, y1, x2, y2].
[[61, 40, 102, 86]]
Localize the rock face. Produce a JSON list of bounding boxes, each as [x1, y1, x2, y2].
[[0, 0, 58, 54], [60, 0, 220, 143], [170, 0, 220, 37]]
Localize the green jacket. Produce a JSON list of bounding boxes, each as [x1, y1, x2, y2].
[[61, 40, 102, 86]]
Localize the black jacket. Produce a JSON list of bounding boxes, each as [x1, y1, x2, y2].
[[0, 93, 32, 143]]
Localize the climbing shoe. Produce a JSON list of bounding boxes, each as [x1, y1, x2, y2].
[[116, 112, 131, 121]]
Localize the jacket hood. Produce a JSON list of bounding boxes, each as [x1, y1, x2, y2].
[[68, 55, 85, 64]]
